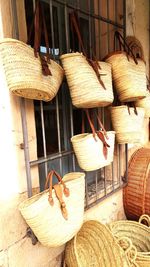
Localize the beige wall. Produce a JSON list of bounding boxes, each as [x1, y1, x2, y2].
[[126, 0, 150, 158], [0, 0, 149, 266]]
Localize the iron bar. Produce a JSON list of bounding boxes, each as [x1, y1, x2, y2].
[[30, 150, 74, 166], [40, 101, 48, 177], [20, 98, 32, 197], [43, 0, 125, 30]]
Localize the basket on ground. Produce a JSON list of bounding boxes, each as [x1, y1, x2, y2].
[[65, 220, 133, 267], [123, 148, 150, 220], [108, 215, 150, 267]]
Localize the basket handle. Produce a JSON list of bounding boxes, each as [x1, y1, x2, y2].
[[45, 170, 70, 220], [84, 109, 110, 159], [27, 0, 51, 76], [114, 31, 138, 65], [117, 236, 138, 266], [139, 214, 150, 227], [70, 11, 106, 89]]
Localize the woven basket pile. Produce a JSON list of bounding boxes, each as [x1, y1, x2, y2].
[[65, 220, 134, 267], [108, 215, 150, 267], [110, 105, 145, 144], [19, 172, 85, 247], [123, 147, 150, 220], [60, 52, 114, 108], [0, 38, 64, 101], [105, 51, 147, 102], [71, 131, 115, 171]]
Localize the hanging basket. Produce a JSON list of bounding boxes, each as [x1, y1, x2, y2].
[[19, 171, 85, 247], [123, 147, 150, 220], [108, 215, 150, 267], [71, 131, 115, 171], [135, 90, 150, 118], [65, 220, 135, 267], [60, 52, 114, 108], [105, 51, 147, 102], [71, 109, 115, 171], [0, 38, 64, 101], [110, 105, 145, 144]]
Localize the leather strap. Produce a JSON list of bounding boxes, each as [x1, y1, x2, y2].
[[44, 170, 70, 210], [53, 184, 68, 220], [70, 11, 105, 89], [96, 131, 110, 159], [27, 0, 51, 76], [114, 31, 138, 64], [84, 109, 110, 159], [127, 102, 138, 116]]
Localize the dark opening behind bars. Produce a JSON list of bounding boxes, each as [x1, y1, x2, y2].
[[14, 0, 128, 209]]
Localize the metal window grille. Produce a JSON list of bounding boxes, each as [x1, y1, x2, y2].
[[16, 0, 127, 210]]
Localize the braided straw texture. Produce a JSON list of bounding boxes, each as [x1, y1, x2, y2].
[[105, 52, 147, 102], [123, 148, 150, 220], [110, 106, 145, 144], [0, 38, 64, 101], [60, 52, 114, 108], [108, 217, 150, 267], [65, 220, 132, 267], [19, 172, 85, 247], [135, 90, 150, 118], [71, 131, 115, 171]]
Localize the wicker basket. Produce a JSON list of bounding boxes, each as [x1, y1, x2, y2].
[[71, 131, 115, 171], [108, 215, 150, 267], [60, 52, 114, 108], [110, 105, 145, 144], [105, 51, 147, 102], [19, 172, 85, 247], [123, 148, 150, 220], [65, 220, 132, 267], [135, 90, 150, 118], [0, 38, 64, 101]]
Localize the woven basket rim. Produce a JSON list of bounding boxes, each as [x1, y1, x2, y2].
[[0, 38, 64, 72], [19, 173, 85, 211], [71, 131, 115, 143], [66, 220, 130, 267], [110, 105, 145, 111], [60, 52, 83, 60], [104, 50, 146, 64]]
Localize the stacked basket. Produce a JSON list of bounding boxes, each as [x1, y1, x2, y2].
[[108, 214, 150, 267]]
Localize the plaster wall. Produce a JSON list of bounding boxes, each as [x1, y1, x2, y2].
[[0, 0, 149, 266]]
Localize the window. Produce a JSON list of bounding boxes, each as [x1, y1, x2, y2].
[[24, 0, 127, 209]]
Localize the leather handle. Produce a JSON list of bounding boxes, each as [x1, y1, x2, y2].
[[114, 31, 138, 65], [44, 170, 70, 206], [53, 184, 68, 220], [70, 11, 105, 89], [27, 0, 51, 76]]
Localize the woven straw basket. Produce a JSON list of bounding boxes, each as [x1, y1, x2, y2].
[[110, 105, 145, 144], [60, 52, 114, 108], [71, 131, 115, 171], [65, 220, 135, 267], [0, 38, 64, 101], [105, 51, 147, 102], [19, 172, 85, 247], [123, 148, 150, 220], [135, 90, 150, 118], [108, 215, 150, 267]]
